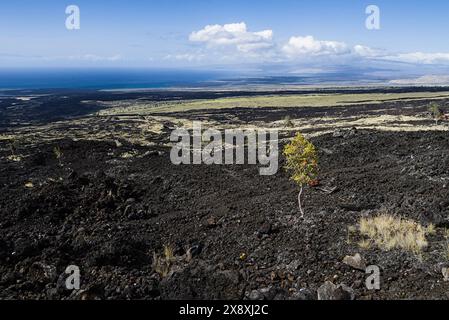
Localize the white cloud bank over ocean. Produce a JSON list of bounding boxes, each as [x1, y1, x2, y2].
[[390, 75, 449, 85], [177, 22, 449, 68]]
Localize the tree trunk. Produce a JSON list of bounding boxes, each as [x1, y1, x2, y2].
[[298, 186, 304, 218]]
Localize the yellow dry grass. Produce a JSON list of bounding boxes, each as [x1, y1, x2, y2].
[[152, 245, 175, 277], [358, 214, 430, 254], [97, 92, 449, 115]]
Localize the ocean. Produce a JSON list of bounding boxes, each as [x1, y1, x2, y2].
[[0, 67, 398, 91], [0, 68, 229, 90]]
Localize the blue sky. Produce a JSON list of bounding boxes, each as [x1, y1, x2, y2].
[[2, 0, 449, 82]]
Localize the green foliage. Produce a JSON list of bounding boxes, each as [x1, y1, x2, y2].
[[152, 245, 174, 277], [283, 133, 319, 217], [429, 103, 443, 121], [53, 146, 62, 159], [283, 133, 318, 187]]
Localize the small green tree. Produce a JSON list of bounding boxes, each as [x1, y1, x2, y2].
[[429, 103, 443, 125], [284, 132, 318, 218]]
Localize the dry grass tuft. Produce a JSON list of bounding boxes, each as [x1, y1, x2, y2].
[[152, 245, 175, 277], [283, 115, 294, 128], [358, 214, 430, 254], [426, 223, 436, 235], [358, 239, 371, 249]]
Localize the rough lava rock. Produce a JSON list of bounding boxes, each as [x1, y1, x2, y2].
[[317, 281, 355, 300], [343, 253, 367, 271]]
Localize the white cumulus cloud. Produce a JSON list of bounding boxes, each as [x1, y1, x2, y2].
[[352, 45, 384, 58], [383, 52, 449, 64], [189, 22, 273, 54], [282, 35, 349, 57], [187, 22, 449, 67]]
